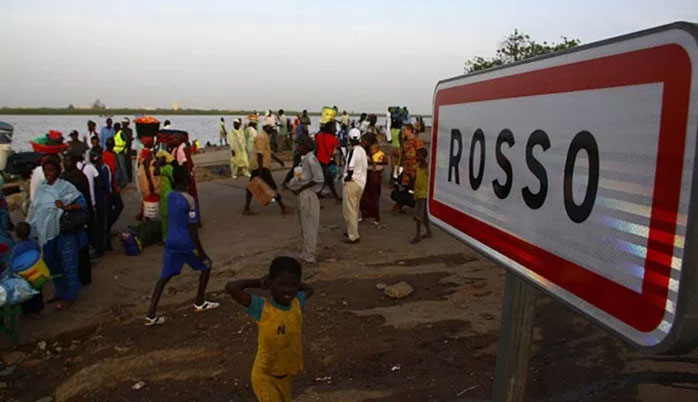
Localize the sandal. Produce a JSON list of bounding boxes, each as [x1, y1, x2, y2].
[[145, 315, 166, 326], [194, 301, 220, 313]]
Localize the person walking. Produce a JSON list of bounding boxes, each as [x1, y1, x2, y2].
[[243, 125, 293, 216], [342, 129, 368, 244], [229, 118, 250, 179], [145, 165, 219, 326], [286, 137, 324, 263]]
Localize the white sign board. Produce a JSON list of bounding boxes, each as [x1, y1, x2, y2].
[[429, 23, 698, 351]]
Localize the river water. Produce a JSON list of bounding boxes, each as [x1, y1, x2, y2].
[[0, 114, 432, 152]]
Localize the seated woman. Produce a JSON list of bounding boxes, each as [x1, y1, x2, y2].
[[28, 155, 89, 311]]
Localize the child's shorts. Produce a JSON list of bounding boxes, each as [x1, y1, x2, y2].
[[160, 248, 209, 278], [414, 198, 428, 223], [251, 370, 292, 402]]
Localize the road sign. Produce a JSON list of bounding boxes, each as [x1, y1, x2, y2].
[[429, 22, 698, 352]]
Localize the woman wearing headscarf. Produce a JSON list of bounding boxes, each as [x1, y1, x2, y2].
[[154, 150, 175, 238], [229, 118, 250, 179], [28, 156, 88, 310], [360, 133, 387, 225], [137, 136, 159, 219]]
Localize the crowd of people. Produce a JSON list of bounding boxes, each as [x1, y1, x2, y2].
[[1, 116, 208, 313], [222, 107, 430, 264], [0, 108, 429, 401]]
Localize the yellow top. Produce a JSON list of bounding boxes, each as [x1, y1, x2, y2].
[[414, 166, 428, 200], [249, 295, 305, 376], [249, 131, 272, 170], [370, 149, 386, 171], [114, 130, 127, 153]]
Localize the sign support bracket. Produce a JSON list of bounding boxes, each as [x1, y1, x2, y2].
[[492, 272, 538, 402]]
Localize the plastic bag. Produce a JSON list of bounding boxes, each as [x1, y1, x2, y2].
[[0, 271, 39, 306]]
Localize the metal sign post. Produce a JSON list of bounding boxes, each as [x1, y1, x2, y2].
[[492, 273, 538, 402]]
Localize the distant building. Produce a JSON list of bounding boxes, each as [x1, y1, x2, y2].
[[172, 101, 181, 111]]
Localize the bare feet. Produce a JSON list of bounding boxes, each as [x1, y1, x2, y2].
[[409, 236, 422, 244]]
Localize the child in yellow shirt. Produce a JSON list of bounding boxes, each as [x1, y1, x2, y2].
[[226, 257, 314, 401], [411, 148, 432, 243]]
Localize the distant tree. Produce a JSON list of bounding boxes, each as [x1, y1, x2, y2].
[[465, 29, 580, 73], [91, 99, 106, 109], [67, 103, 75, 110]]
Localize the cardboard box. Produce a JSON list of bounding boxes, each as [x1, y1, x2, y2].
[[247, 176, 276, 206]]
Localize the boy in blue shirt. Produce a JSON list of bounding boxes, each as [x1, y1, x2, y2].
[[145, 165, 218, 326]]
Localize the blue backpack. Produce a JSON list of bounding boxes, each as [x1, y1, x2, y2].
[[120, 227, 143, 256]]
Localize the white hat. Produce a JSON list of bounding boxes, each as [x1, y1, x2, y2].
[[348, 128, 361, 141]]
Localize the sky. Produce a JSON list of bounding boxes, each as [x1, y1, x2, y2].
[[1, 0, 696, 114]]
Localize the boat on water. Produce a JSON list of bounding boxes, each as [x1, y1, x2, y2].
[[0, 121, 14, 171]]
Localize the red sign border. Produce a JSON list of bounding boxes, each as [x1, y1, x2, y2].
[[429, 44, 692, 332]]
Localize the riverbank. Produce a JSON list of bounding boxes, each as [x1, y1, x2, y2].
[[0, 108, 432, 118]]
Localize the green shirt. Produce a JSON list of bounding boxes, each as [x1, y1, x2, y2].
[[159, 164, 174, 215], [414, 166, 428, 200]]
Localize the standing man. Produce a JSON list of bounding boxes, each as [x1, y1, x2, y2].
[[342, 129, 368, 244], [113, 122, 129, 189], [229, 118, 250, 179], [100, 117, 115, 150], [300, 109, 311, 126], [219, 117, 229, 146], [278, 109, 289, 150], [287, 137, 324, 263], [67, 130, 89, 158], [243, 125, 293, 216], [314, 122, 341, 202], [87, 120, 99, 141], [341, 111, 350, 127], [121, 118, 134, 183], [388, 107, 403, 169]]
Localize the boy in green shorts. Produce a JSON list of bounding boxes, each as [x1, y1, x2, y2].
[[226, 257, 314, 401]]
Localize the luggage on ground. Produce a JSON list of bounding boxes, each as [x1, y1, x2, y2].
[[120, 227, 143, 256], [133, 220, 162, 247]]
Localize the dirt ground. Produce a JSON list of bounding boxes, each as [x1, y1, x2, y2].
[[1, 169, 697, 402]]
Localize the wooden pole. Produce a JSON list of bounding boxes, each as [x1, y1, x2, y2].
[[492, 272, 538, 402]]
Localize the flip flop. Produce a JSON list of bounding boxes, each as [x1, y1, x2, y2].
[[145, 316, 166, 326], [194, 301, 220, 313]]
